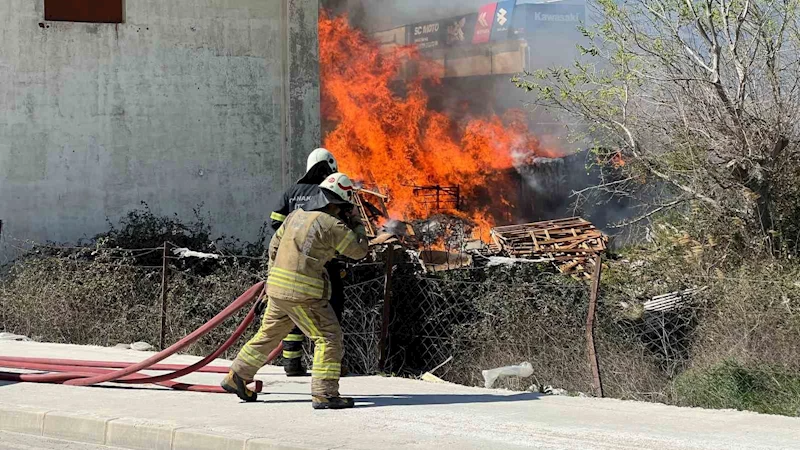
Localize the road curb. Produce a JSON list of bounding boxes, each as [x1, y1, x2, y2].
[[0, 405, 313, 450]]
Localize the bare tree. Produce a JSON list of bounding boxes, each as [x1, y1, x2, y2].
[[515, 0, 800, 254]]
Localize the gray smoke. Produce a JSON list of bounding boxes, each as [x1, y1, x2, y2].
[[322, 0, 490, 31], [381, 219, 410, 236]]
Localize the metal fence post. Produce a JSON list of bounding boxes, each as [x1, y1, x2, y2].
[[378, 246, 395, 372], [586, 253, 604, 397], [160, 242, 169, 350]]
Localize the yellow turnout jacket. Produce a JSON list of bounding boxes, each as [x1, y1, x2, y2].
[[266, 210, 369, 301]]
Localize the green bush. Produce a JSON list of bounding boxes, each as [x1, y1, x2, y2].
[[675, 360, 800, 417]]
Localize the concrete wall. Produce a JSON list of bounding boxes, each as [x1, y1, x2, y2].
[[0, 0, 320, 257]]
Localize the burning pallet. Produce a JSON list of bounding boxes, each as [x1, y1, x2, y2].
[[490, 217, 608, 278]]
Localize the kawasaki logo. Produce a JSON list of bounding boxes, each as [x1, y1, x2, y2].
[[533, 12, 580, 22]]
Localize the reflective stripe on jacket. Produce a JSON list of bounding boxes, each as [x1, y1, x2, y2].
[[267, 210, 369, 301]]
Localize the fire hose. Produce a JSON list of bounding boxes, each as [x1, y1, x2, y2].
[[0, 282, 282, 394]]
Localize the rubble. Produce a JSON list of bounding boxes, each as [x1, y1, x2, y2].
[[420, 356, 453, 384], [420, 372, 449, 383], [418, 250, 472, 272], [529, 385, 576, 396], [355, 189, 608, 280], [484, 256, 547, 267]]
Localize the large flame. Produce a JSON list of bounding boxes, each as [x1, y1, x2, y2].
[[319, 13, 558, 238]]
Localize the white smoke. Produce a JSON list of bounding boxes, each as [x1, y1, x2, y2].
[[516, 155, 561, 194]]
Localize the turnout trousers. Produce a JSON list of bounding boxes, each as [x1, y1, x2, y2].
[[282, 262, 344, 362], [230, 295, 343, 397]]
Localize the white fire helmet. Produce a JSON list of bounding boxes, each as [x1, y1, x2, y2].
[[307, 148, 338, 173], [320, 173, 356, 205]]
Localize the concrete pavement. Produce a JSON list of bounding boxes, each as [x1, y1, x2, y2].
[[0, 431, 123, 450], [1, 341, 799, 450]]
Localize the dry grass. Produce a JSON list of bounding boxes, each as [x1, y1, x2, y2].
[[2, 208, 799, 416]]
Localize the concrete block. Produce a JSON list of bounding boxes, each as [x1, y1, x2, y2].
[[173, 428, 247, 450], [247, 438, 317, 450], [43, 411, 115, 445], [106, 418, 176, 450], [0, 406, 49, 435]]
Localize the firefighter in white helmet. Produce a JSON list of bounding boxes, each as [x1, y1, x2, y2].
[[270, 149, 337, 228], [223, 173, 369, 409], [267, 148, 348, 377]]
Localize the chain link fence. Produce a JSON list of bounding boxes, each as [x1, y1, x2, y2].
[[338, 260, 800, 416], [340, 275, 385, 374], [2, 239, 799, 416], [383, 266, 593, 392], [596, 277, 800, 415]]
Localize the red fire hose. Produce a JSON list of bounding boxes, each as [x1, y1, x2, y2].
[[0, 282, 283, 394]]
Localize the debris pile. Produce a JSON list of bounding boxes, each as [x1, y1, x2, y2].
[[353, 186, 608, 279], [490, 217, 608, 278]]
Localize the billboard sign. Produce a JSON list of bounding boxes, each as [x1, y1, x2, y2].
[[472, 2, 498, 44], [407, 20, 445, 50], [444, 14, 477, 46], [490, 0, 517, 41], [528, 3, 586, 29], [512, 2, 586, 36]]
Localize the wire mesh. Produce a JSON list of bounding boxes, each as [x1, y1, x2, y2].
[[340, 276, 385, 374], [385, 269, 593, 392], [3, 240, 800, 416], [596, 284, 800, 414]]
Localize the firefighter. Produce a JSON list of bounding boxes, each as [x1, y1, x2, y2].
[[222, 173, 369, 409], [268, 148, 349, 377]]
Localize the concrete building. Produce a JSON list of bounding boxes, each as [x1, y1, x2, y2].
[[0, 0, 320, 258]]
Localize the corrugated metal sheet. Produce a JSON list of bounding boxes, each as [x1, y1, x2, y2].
[[643, 287, 708, 312]]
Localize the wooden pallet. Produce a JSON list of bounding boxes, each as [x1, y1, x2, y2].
[[490, 217, 608, 278]]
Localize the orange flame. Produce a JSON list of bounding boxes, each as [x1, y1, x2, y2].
[[319, 13, 559, 238]]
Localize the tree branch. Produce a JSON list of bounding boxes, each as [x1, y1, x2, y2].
[[570, 177, 635, 198], [608, 197, 689, 229]]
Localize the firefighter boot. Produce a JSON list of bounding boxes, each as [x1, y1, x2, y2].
[[282, 330, 308, 377], [221, 371, 258, 402], [284, 358, 308, 377], [312, 396, 355, 410]]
